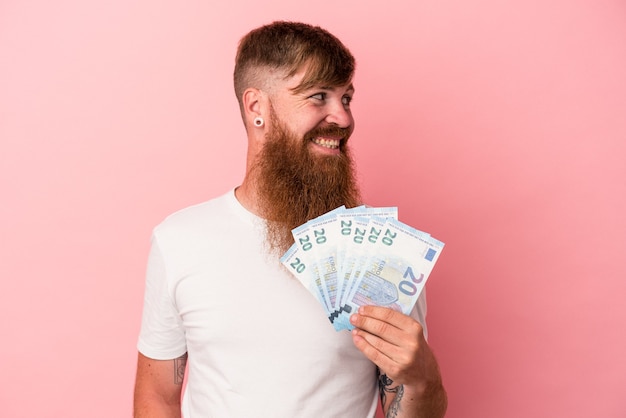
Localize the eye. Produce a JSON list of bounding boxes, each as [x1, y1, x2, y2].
[[310, 92, 327, 101], [342, 95, 353, 106]]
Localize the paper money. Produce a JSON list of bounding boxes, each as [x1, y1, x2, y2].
[[290, 206, 346, 315], [281, 206, 444, 331]]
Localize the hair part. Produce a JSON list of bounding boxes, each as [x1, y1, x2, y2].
[[234, 21, 356, 117]]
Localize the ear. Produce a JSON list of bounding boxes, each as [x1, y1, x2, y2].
[[242, 87, 266, 132]]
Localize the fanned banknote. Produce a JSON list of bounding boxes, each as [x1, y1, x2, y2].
[[280, 206, 444, 331]]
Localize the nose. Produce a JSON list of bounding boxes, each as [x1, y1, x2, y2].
[[325, 100, 353, 128]]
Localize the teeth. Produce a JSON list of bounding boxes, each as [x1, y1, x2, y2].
[[312, 137, 340, 149]]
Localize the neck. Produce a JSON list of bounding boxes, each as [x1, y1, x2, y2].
[[234, 176, 262, 217]]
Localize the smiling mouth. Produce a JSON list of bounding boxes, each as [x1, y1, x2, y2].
[[311, 137, 341, 149]]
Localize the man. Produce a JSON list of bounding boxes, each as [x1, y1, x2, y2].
[[134, 21, 446, 417]]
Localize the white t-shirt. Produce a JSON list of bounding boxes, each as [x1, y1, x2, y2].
[[138, 189, 427, 417]]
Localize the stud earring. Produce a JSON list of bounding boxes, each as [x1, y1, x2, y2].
[[253, 117, 264, 127]]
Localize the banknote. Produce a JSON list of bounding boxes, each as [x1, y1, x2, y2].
[[280, 243, 329, 311], [281, 206, 443, 331], [290, 206, 346, 315], [342, 218, 443, 329], [338, 208, 398, 308]]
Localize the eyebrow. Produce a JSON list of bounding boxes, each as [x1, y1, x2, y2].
[[290, 82, 355, 97], [316, 83, 355, 93]]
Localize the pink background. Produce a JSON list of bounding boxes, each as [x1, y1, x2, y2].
[[1, 1, 625, 417]]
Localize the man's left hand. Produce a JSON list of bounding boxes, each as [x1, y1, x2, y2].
[[350, 305, 440, 388]]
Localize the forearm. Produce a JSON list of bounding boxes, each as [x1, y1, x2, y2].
[[133, 352, 186, 418], [379, 373, 447, 418], [133, 394, 181, 418]]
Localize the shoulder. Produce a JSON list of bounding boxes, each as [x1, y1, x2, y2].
[[150, 188, 259, 251], [154, 189, 237, 235]]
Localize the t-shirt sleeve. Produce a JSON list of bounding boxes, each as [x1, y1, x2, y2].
[[137, 234, 187, 359]]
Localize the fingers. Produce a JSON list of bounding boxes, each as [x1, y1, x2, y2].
[[350, 306, 427, 383], [351, 305, 424, 345], [351, 325, 397, 374]]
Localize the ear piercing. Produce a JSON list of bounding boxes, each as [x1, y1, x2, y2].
[[253, 117, 264, 127]]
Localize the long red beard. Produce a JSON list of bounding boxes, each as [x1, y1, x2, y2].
[[252, 115, 361, 255]]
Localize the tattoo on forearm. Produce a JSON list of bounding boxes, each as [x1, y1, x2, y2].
[[378, 371, 404, 418], [387, 385, 404, 418], [174, 353, 188, 385]]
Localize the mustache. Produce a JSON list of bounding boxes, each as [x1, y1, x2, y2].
[[303, 125, 352, 144]]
